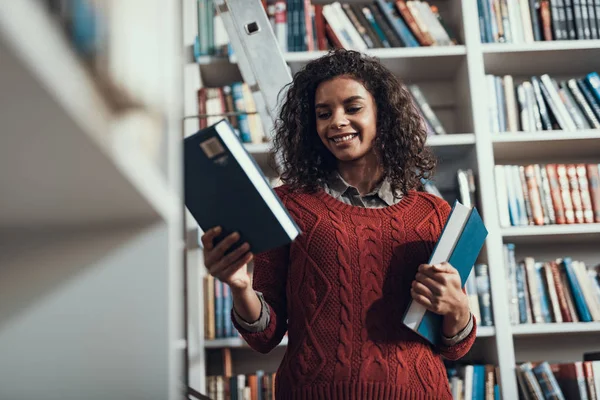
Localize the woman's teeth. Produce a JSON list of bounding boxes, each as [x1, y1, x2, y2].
[[332, 134, 357, 143]]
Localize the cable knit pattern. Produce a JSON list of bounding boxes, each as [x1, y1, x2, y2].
[[354, 216, 388, 382], [231, 187, 476, 400], [329, 210, 353, 382]]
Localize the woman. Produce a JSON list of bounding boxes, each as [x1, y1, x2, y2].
[[202, 49, 475, 399]]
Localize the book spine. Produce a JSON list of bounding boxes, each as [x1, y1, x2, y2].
[[557, 164, 576, 224], [543, 262, 562, 322], [550, 261, 574, 322], [538, 165, 556, 224], [587, 164, 600, 223], [504, 165, 521, 226], [531, 77, 553, 130], [496, 76, 508, 132], [564, 0, 578, 38], [546, 164, 566, 224], [524, 165, 542, 224], [567, 164, 585, 224], [583, 362, 597, 400], [535, 262, 553, 322], [568, 79, 600, 129], [576, 164, 594, 223], [488, 75, 501, 133], [506, 243, 521, 324], [215, 279, 224, 338], [585, 72, 600, 103], [475, 264, 494, 326], [512, 165, 529, 226], [230, 83, 252, 143], [516, 261, 532, 323], [504, 75, 519, 131], [466, 270, 483, 324], [519, 165, 535, 224], [563, 258, 593, 322], [574, 0, 586, 38], [525, 258, 544, 323], [540, 0, 554, 40], [559, 266, 581, 322]]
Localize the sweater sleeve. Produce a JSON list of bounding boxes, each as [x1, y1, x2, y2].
[[231, 242, 289, 354], [437, 315, 477, 360]]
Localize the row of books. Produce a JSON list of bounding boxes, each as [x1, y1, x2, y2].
[[494, 164, 600, 227], [198, 84, 266, 145], [477, 0, 600, 43], [206, 371, 275, 400], [204, 274, 238, 340], [305, 0, 457, 52], [487, 72, 600, 133], [503, 244, 600, 324], [517, 361, 600, 400], [446, 364, 500, 400], [194, 0, 459, 59]]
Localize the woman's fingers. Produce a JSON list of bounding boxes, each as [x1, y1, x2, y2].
[[209, 243, 250, 276], [204, 231, 240, 266], [218, 252, 254, 281], [200, 226, 221, 252], [415, 272, 444, 296]]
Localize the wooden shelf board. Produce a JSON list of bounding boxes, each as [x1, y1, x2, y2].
[[512, 322, 600, 336], [0, 1, 176, 229], [501, 224, 600, 244], [482, 41, 600, 76], [482, 40, 600, 53], [492, 130, 600, 162]]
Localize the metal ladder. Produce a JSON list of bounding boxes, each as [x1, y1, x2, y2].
[[214, 0, 293, 141]]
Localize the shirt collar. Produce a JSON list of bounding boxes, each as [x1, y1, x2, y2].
[[327, 171, 398, 206]]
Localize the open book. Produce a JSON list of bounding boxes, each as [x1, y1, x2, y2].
[[184, 119, 300, 254], [402, 201, 488, 346]]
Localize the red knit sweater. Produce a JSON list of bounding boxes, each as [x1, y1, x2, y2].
[[232, 186, 476, 400]]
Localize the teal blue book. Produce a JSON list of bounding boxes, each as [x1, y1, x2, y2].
[[402, 201, 488, 346], [493, 384, 500, 400], [472, 365, 486, 400], [215, 279, 223, 338], [562, 257, 592, 322], [585, 72, 600, 102], [532, 361, 566, 400], [534, 262, 553, 323]]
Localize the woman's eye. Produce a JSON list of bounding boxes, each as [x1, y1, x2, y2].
[[347, 106, 362, 113], [317, 112, 331, 119]]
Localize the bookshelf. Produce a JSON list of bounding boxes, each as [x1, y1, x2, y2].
[[0, 1, 184, 399], [184, 0, 600, 398]]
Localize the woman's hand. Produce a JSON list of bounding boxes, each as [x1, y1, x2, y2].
[[411, 261, 471, 337], [201, 226, 253, 291]]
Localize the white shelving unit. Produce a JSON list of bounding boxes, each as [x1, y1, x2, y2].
[[183, 0, 600, 398], [0, 2, 184, 400]]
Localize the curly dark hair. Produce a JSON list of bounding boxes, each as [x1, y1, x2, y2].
[[272, 48, 437, 196]]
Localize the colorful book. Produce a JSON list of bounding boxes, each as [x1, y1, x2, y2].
[[402, 201, 488, 346]]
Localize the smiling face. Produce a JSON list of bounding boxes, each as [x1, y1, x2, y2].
[[314, 76, 378, 163]]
